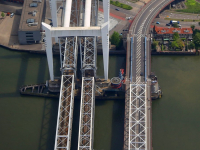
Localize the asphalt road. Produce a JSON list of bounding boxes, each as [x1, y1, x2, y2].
[[128, 0, 174, 149], [130, 0, 174, 83]]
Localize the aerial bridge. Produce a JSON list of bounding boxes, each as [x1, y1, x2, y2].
[[42, 0, 109, 149], [41, 0, 172, 149]]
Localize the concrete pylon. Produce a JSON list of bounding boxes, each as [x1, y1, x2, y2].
[[102, 0, 110, 80], [49, 0, 58, 43], [42, 23, 54, 81]]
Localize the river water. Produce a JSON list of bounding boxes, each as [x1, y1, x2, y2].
[[152, 55, 200, 150], [0, 47, 125, 150], [1, 46, 200, 150]]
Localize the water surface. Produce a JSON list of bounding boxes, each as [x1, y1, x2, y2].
[[152, 55, 200, 150], [0, 48, 125, 150]]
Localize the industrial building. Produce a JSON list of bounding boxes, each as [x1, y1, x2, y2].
[[18, 0, 44, 44]]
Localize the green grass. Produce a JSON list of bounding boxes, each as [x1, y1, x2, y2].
[[110, 1, 132, 10], [176, 0, 200, 14]]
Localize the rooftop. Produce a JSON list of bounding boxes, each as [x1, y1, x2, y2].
[[154, 26, 193, 35], [18, 0, 44, 31]]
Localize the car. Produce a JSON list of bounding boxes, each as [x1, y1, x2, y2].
[[30, 3, 38, 7], [178, 24, 181, 27], [166, 23, 170, 26], [10, 13, 14, 18], [156, 22, 160, 24], [115, 8, 120, 11]]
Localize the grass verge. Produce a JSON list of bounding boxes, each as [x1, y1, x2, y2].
[[176, 0, 200, 14], [110, 1, 132, 10]]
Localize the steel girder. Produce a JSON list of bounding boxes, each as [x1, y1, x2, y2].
[[79, 0, 98, 77], [78, 77, 95, 150], [54, 75, 75, 150], [59, 37, 78, 74], [124, 85, 130, 150], [81, 37, 97, 77], [129, 83, 147, 150]]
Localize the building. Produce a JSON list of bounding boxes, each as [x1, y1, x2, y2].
[[153, 26, 193, 41], [18, 0, 44, 44]]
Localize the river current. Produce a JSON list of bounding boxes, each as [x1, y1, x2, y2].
[[0, 47, 200, 150]]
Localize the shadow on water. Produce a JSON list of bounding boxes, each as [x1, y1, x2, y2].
[[16, 53, 28, 91], [37, 56, 47, 83], [71, 98, 81, 150], [110, 99, 125, 150], [38, 98, 59, 150]]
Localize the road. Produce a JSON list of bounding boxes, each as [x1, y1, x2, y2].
[[128, 0, 174, 149]]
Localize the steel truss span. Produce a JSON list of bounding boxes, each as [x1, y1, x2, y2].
[[59, 37, 78, 73], [129, 83, 147, 150], [78, 77, 95, 150], [80, 37, 97, 77], [54, 75, 75, 150]]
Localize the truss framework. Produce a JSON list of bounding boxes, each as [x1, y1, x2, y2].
[[78, 77, 95, 150], [124, 85, 130, 150], [129, 83, 147, 150], [54, 75, 75, 150], [83, 37, 96, 68], [59, 37, 78, 74]]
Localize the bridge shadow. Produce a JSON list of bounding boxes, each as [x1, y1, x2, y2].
[[16, 53, 29, 93], [38, 98, 59, 150], [71, 98, 81, 150], [110, 99, 125, 150], [37, 56, 47, 84]]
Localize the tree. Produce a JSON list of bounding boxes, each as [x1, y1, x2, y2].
[[152, 40, 159, 50], [191, 25, 195, 31], [193, 32, 200, 49], [171, 33, 184, 50], [173, 32, 179, 41], [171, 41, 179, 49], [177, 39, 184, 50], [1, 12, 5, 18], [188, 42, 195, 49], [199, 22, 200, 26], [110, 31, 122, 48], [173, 23, 179, 28]]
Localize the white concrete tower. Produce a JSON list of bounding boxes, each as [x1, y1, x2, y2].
[[101, 0, 110, 80]]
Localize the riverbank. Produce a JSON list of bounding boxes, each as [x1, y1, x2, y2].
[[151, 50, 198, 55]]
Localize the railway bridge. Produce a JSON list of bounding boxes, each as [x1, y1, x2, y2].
[[41, 0, 174, 149]]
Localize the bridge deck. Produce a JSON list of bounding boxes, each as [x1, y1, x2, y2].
[[78, 77, 95, 150], [54, 75, 75, 150]]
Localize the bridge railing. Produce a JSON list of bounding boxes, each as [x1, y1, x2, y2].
[[129, 83, 147, 150], [54, 75, 75, 150], [78, 77, 95, 150]]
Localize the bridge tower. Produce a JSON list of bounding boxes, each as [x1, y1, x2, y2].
[[43, 0, 110, 81], [42, 0, 110, 150]]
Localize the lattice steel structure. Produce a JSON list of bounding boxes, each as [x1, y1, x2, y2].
[[80, 37, 97, 77], [54, 75, 75, 150], [124, 85, 130, 150], [79, 0, 98, 78], [129, 83, 147, 150], [59, 37, 78, 75], [78, 77, 95, 150]]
